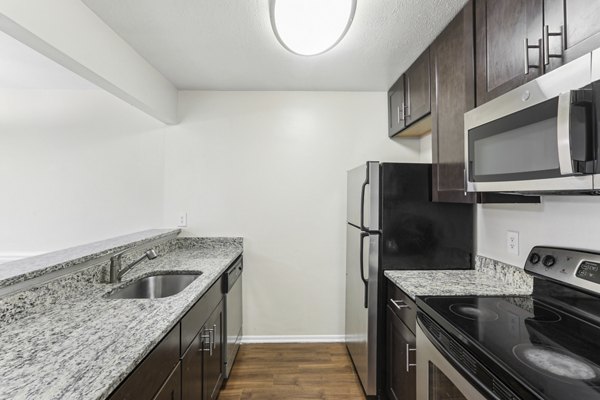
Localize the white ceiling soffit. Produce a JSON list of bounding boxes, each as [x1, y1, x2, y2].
[[0, 0, 178, 124], [81, 0, 468, 91], [0, 30, 96, 90]]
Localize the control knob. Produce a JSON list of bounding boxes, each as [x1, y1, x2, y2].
[[542, 255, 556, 268], [529, 253, 541, 264]]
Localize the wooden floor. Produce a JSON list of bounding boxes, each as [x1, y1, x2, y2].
[[219, 343, 367, 400]]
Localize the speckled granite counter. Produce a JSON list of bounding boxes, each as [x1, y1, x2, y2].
[[384, 255, 533, 300], [0, 229, 181, 289], [0, 237, 242, 400]]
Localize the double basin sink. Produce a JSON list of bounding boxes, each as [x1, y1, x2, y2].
[[105, 273, 202, 299]]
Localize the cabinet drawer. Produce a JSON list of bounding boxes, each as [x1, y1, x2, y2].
[[108, 324, 180, 400], [387, 280, 417, 334], [181, 276, 223, 355]]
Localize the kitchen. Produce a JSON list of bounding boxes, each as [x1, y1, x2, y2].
[[2, 0, 600, 399]]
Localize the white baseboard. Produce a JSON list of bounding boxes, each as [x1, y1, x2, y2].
[[242, 335, 345, 344]]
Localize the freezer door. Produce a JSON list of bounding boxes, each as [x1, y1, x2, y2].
[[345, 224, 378, 396], [347, 162, 380, 231]]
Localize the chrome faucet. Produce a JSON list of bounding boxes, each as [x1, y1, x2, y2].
[[109, 248, 158, 283]]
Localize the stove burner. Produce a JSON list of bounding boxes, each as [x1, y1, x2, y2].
[[449, 303, 499, 321], [513, 344, 598, 381]]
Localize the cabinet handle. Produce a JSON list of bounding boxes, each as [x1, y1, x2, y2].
[[390, 299, 410, 310], [202, 328, 214, 356], [405, 76, 411, 119], [543, 25, 564, 65], [212, 323, 217, 350], [523, 38, 542, 74], [463, 168, 468, 196], [397, 106, 400, 124], [406, 344, 416, 372]]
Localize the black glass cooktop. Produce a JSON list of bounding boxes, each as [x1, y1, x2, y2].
[[418, 295, 600, 400]]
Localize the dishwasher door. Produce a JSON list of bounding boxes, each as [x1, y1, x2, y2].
[[224, 258, 243, 379]]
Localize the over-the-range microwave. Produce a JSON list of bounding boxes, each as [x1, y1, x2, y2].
[[465, 50, 600, 195]]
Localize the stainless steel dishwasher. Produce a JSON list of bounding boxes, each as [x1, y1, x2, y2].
[[223, 256, 243, 379]]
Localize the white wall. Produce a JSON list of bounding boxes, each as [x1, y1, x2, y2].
[[477, 197, 600, 267], [0, 89, 165, 257], [163, 91, 420, 338]]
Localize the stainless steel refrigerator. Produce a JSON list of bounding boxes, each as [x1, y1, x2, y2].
[[345, 162, 474, 398]]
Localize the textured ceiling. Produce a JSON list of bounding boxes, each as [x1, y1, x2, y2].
[[0, 30, 96, 89], [82, 0, 467, 91]]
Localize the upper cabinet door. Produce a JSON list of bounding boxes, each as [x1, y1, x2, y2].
[[405, 48, 431, 125], [431, 1, 477, 203], [544, 0, 600, 72], [475, 0, 543, 105], [388, 77, 406, 137]]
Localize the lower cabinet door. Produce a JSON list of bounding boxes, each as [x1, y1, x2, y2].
[[182, 332, 204, 400], [386, 306, 417, 400], [154, 363, 182, 400], [204, 300, 224, 400]]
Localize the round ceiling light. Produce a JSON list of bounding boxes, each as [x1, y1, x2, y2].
[[270, 0, 357, 56]]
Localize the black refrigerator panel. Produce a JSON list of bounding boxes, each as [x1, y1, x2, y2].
[[379, 163, 474, 270]]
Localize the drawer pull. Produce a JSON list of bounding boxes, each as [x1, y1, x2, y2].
[[406, 344, 417, 371], [212, 324, 217, 350], [201, 329, 214, 356], [391, 299, 410, 310]]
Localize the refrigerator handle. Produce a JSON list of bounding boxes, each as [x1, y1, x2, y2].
[[360, 164, 370, 231], [359, 231, 369, 309]]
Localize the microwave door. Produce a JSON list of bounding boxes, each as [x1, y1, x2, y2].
[[466, 92, 595, 193]]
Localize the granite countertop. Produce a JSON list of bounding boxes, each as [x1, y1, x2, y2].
[[384, 256, 533, 301], [0, 237, 242, 400], [0, 229, 181, 289]]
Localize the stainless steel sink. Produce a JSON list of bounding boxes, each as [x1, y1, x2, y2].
[[105, 273, 202, 299]]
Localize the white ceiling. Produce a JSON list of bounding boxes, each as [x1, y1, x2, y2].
[[81, 0, 467, 91], [0, 30, 96, 90]]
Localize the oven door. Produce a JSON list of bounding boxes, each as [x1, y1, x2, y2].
[[416, 323, 487, 400], [464, 53, 596, 194]]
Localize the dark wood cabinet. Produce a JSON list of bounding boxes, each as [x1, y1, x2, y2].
[[181, 332, 204, 400], [431, 1, 477, 203], [203, 300, 224, 400], [386, 307, 416, 400], [181, 281, 225, 400], [388, 78, 406, 136], [388, 50, 431, 138], [153, 364, 182, 400], [544, 0, 600, 72], [108, 325, 181, 400], [405, 49, 431, 126], [475, 0, 543, 105], [385, 280, 417, 400]]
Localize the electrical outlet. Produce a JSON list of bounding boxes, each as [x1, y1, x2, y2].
[[177, 212, 188, 227], [506, 231, 519, 255]]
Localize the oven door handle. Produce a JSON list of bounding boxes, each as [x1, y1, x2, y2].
[[557, 91, 574, 175]]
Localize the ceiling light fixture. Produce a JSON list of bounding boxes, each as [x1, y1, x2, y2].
[[269, 0, 357, 56]]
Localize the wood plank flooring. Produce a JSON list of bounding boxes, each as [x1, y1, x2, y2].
[[219, 343, 367, 400]]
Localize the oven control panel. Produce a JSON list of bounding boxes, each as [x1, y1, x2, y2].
[[525, 246, 600, 294]]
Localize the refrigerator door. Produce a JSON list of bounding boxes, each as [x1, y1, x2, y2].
[[347, 161, 380, 231], [345, 224, 371, 393]]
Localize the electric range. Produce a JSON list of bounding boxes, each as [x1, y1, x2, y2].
[[416, 246, 600, 400]]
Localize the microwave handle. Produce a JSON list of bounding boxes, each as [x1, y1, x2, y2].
[[556, 91, 575, 175]]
